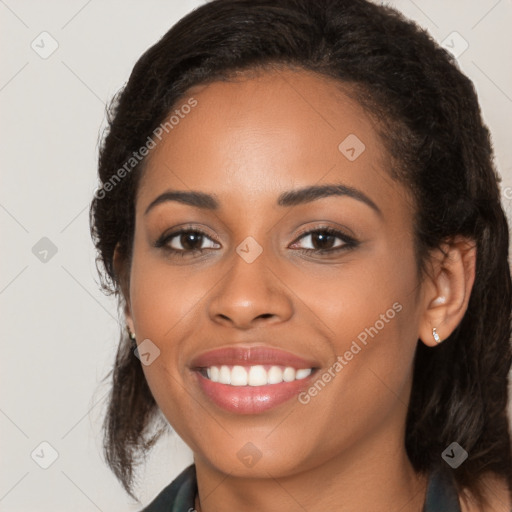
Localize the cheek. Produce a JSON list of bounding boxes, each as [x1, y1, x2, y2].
[[288, 257, 419, 452], [128, 247, 202, 401], [129, 246, 211, 338], [291, 247, 418, 353], [295, 243, 420, 410]]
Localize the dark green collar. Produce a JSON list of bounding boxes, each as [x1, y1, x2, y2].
[[423, 469, 461, 512]]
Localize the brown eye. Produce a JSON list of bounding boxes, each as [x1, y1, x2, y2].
[[292, 228, 356, 253], [308, 231, 337, 250], [176, 232, 205, 251], [156, 229, 220, 255]]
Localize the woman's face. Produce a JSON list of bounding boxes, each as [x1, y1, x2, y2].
[[125, 68, 426, 478]]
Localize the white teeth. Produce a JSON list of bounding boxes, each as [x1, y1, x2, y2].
[[219, 365, 231, 384], [248, 365, 267, 386], [210, 366, 220, 382], [282, 367, 296, 382], [296, 368, 312, 380], [231, 365, 248, 386], [267, 366, 283, 384], [203, 365, 313, 386]]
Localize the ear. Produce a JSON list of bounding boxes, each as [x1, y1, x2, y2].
[[418, 236, 477, 347], [113, 243, 135, 333]]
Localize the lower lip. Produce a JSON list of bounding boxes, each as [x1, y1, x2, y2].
[[194, 371, 315, 414]]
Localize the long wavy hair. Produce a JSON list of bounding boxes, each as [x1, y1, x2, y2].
[[89, 0, 512, 506]]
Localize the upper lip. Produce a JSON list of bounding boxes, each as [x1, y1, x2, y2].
[[189, 346, 319, 370]]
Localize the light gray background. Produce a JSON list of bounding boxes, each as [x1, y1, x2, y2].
[[1, 1, 511, 510]]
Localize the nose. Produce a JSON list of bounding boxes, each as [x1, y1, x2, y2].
[[207, 243, 294, 329]]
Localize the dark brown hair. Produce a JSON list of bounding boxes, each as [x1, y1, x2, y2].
[[89, 0, 512, 506]]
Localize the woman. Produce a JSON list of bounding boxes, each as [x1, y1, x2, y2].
[[89, 0, 512, 510]]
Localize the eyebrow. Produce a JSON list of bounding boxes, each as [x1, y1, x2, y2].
[[277, 184, 381, 216], [144, 184, 382, 216], [145, 190, 218, 214]]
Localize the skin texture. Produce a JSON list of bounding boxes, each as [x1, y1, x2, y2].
[[115, 68, 479, 512]]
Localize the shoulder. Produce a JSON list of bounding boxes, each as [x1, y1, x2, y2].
[[459, 473, 511, 512]]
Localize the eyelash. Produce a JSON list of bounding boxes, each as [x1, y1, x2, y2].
[[155, 225, 358, 259]]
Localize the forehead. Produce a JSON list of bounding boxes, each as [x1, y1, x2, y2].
[[137, 68, 409, 216]]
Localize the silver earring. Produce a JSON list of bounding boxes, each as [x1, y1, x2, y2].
[[432, 327, 441, 344], [126, 325, 136, 344]]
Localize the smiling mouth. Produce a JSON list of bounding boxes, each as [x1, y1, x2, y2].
[[190, 345, 320, 413], [199, 364, 313, 386]]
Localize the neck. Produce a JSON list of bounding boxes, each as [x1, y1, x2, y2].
[[193, 431, 428, 512]]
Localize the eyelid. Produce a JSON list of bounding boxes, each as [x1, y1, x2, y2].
[[158, 224, 219, 241], [292, 221, 357, 241], [293, 223, 354, 239], [154, 224, 221, 249], [289, 225, 357, 249]]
